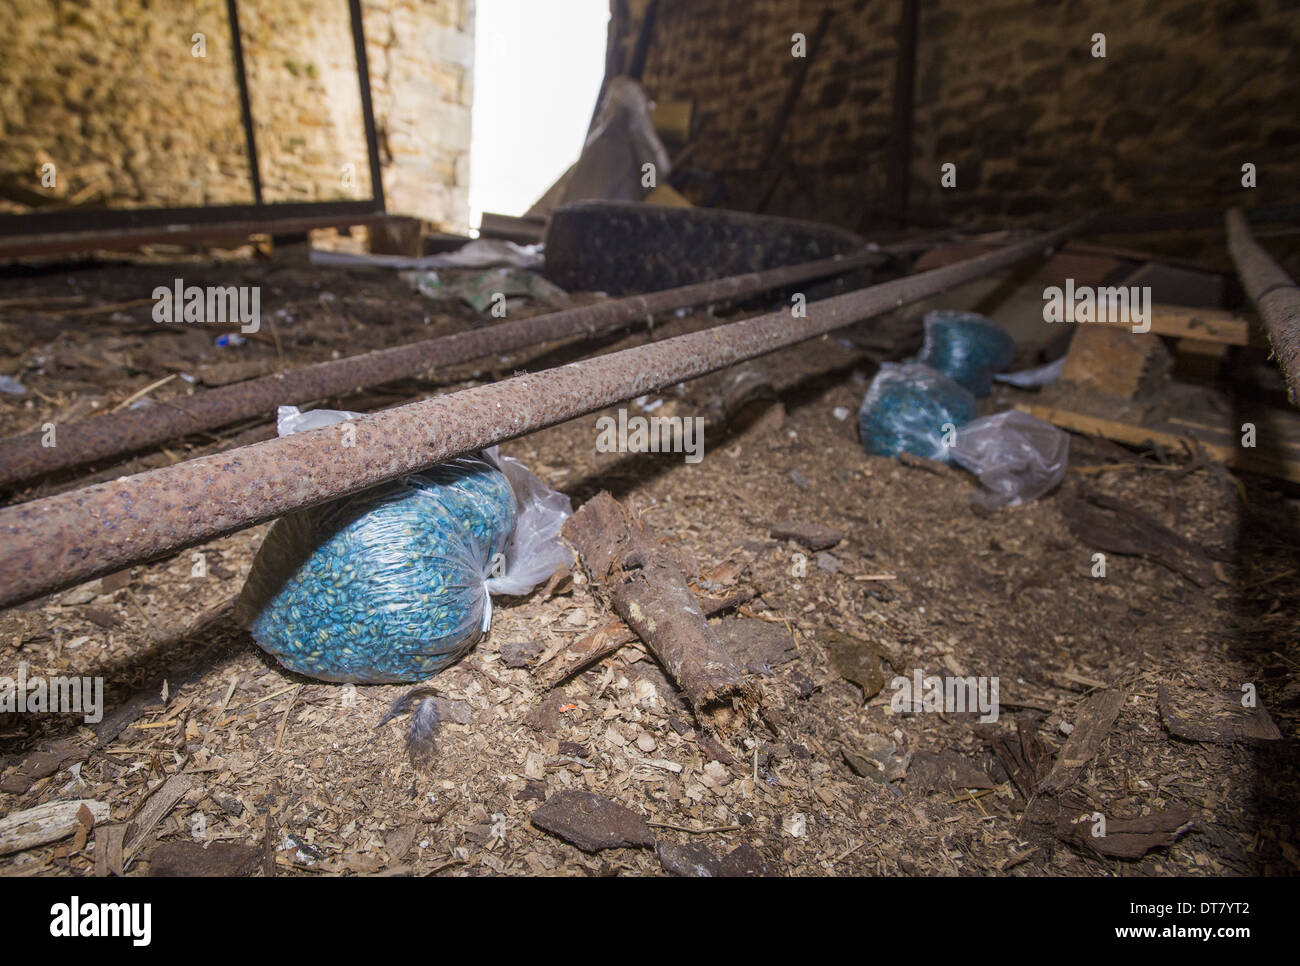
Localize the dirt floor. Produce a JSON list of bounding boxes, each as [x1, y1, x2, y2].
[[1, 249, 1297, 876]]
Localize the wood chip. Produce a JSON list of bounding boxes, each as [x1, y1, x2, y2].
[[1157, 684, 1282, 743], [1039, 689, 1126, 793], [125, 773, 195, 859]]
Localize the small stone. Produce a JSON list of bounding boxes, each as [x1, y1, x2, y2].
[[815, 551, 839, 573], [635, 734, 657, 753], [833, 406, 851, 421], [564, 608, 588, 627], [432, 697, 472, 725], [499, 640, 544, 668]]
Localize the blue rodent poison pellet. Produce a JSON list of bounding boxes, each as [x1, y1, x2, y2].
[[914, 310, 1016, 397], [238, 456, 517, 684], [858, 362, 978, 462]]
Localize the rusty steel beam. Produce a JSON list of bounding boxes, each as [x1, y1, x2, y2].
[[1226, 207, 1300, 406], [0, 249, 884, 488], [0, 220, 1081, 609]]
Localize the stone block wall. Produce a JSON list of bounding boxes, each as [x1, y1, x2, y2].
[[0, 0, 473, 230], [621, 0, 1299, 233]]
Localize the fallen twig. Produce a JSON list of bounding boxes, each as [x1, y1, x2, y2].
[[562, 492, 757, 730]]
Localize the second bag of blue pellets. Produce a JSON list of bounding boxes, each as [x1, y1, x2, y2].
[[857, 362, 978, 462], [914, 310, 1016, 396], [237, 407, 572, 684]]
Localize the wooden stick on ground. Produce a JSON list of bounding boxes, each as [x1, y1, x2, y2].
[[562, 492, 757, 730], [537, 586, 757, 690]]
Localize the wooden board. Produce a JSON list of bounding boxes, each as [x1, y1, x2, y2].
[[1070, 303, 1266, 347], [1017, 403, 1300, 484], [1059, 324, 1169, 399]]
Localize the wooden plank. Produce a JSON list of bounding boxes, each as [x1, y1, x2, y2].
[[1060, 324, 1167, 399], [1018, 403, 1300, 484], [1071, 303, 1265, 346]]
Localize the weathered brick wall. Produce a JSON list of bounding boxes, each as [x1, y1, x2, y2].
[[0, 0, 473, 230], [625, 0, 1300, 233]]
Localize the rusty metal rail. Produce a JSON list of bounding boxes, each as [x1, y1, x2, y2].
[[0, 249, 884, 488], [1226, 207, 1300, 405], [0, 221, 1081, 609]]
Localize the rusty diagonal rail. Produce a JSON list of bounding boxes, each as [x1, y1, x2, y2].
[[0, 220, 1082, 609], [0, 248, 885, 488], [1226, 207, 1300, 406]]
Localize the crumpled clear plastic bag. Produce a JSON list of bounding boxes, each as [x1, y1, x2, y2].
[[915, 310, 1016, 397], [858, 362, 978, 462], [950, 409, 1069, 508], [237, 407, 572, 683]]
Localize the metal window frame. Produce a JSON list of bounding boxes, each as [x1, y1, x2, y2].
[[0, 0, 386, 253]]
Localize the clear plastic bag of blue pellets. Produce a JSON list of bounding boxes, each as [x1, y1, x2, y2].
[[857, 362, 977, 462], [914, 310, 1016, 397], [237, 407, 572, 684]]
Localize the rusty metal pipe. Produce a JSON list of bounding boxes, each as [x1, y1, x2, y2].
[[0, 249, 884, 488], [0, 221, 1081, 609], [1226, 207, 1300, 406]]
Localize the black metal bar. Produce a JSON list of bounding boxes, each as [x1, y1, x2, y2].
[[349, 0, 386, 213], [226, 0, 263, 206]]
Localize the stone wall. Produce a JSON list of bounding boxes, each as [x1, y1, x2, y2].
[[621, 0, 1300, 234], [0, 0, 473, 230]]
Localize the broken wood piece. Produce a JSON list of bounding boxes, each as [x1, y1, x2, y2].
[[1062, 493, 1217, 587], [562, 491, 757, 729], [1020, 403, 1300, 484], [125, 772, 195, 860], [1157, 684, 1282, 743], [1060, 323, 1170, 399], [1039, 688, 1126, 794], [529, 791, 654, 853], [692, 364, 781, 432], [0, 799, 109, 856], [1056, 806, 1196, 859], [1069, 303, 1263, 346], [536, 586, 757, 689], [656, 840, 773, 877]]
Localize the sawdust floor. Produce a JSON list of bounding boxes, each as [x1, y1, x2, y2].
[[1, 257, 1297, 876]]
